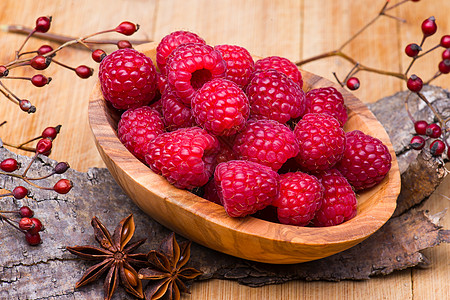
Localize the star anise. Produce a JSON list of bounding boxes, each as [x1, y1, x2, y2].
[[66, 214, 148, 300], [138, 233, 203, 300]]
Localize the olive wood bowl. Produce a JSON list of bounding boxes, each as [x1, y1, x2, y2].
[[88, 42, 400, 264]]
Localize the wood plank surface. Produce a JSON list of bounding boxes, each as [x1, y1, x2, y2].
[[0, 0, 448, 299]]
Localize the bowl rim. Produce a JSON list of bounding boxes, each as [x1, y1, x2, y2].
[[88, 41, 400, 259]]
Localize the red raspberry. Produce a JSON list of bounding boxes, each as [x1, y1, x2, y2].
[[161, 88, 196, 131], [145, 127, 219, 189], [214, 136, 238, 166], [254, 56, 303, 88], [233, 119, 299, 171], [99, 48, 158, 110], [214, 44, 255, 87], [214, 160, 280, 218], [156, 31, 206, 74], [304, 87, 348, 127], [272, 172, 324, 226], [294, 113, 346, 173], [157, 72, 168, 95], [166, 43, 227, 106], [192, 78, 250, 136], [336, 130, 392, 190], [203, 180, 222, 205], [149, 97, 163, 116], [118, 106, 164, 161], [312, 169, 357, 227], [246, 69, 305, 124]]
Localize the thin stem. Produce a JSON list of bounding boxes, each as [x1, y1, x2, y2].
[[417, 92, 445, 126], [0, 82, 21, 101], [295, 50, 338, 66], [343, 63, 360, 83], [0, 192, 13, 198], [21, 153, 37, 178], [15, 29, 35, 59], [424, 71, 442, 85], [27, 172, 55, 181], [339, 15, 381, 51], [0, 85, 20, 105], [382, 13, 406, 23], [52, 59, 75, 71], [2, 76, 32, 81], [385, 0, 409, 11], [416, 44, 440, 58], [0, 213, 25, 233], [0, 121, 6, 127], [0, 210, 19, 214], [332, 72, 345, 87], [404, 93, 416, 123], [1, 140, 36, 152]]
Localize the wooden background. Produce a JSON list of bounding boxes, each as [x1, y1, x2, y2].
[[0, 0, 448, 299]]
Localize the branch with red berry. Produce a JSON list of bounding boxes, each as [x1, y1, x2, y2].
[[295, 0, 449, 158]]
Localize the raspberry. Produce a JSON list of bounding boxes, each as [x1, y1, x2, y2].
[[254, 56, 303, 88], [156, 31, 206, 74], [145, 127, 219, 189], [161, 88, 196, 131], [233, 119, 299, 171], [214, 44, 255, 87], [312, 169, 357, 227], [157, 72, 168, 95], [214, 160, 279, 218], [192, 78, 250, 136], [303, 87, 348, 127], [294, 113, 346, 173], [214, 136, 238, 166], [203, 180, 222, 205], [246, 69, 305, 123], [99, 48, 157, 110], [166, 43, 227, 106], [118, 106, 164, 161], [336, 130, 392, 190], [272, 172, 324, 226]]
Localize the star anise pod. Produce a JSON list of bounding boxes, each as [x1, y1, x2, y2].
[[66, 214, 147, 300], [138, 233, 203, 300]]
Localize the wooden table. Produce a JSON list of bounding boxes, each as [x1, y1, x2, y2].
[[0, 0, 448, 299]]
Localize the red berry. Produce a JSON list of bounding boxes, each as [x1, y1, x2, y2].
[[92, 49, 107, 63], [19, 206, 34, 218], [1, 158, 20, 172], [254, 56, 303, 88], [336, 130, 392, 190], [246, 69, 305, 123], [99, 48, 158, 110], [54, 162, 70, 174], [407, 74, 423, 92], [35, 16, 52, 33], [405, 43, 421, 57], [75, 65, 93, 79], [430, 140, 446, 156], [214, 44, 255, 88], [166, 43, 227, 105], [233, 119, 299, 172], [443, 49, 450, 60], [25, 232, 41, 246], [438, 59, 450, 74], [304, 87, 348, 127], [294, 113, 346, 173], [145, 127, 219, 189], [272, 172, 324, 226], [36, 138, 52, 154], [28, 218, 44, 234], [426, 123, 442, 138], [42, 125, 60, 140], [0, 65, 9, 77], [53, 179, 73, 194], [192, 78, 250, 136], [19, 100, 36, 113], [115, 21, 139, 36], [31, 74, 50, 87], [421, 16, 437, 37], [19, 217, 34, 231], [214, 160, 280, 218], [440, 35, 450, 48], [410, 136, 426, 150], [117, 106, 164, 161], [30, 55, 51, 70], [161, 88, 195, 131], [202, 180, 222, 205], [13, 186, 28, 199], [346, 77, 360, 90], [37, 45, 53, 55], [156, 31, 206, 74], [117, 40, 132, 49], [312, 169, 357, 227], [414, 120, 428, 135]]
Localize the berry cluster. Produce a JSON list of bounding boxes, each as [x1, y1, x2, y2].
[[0, 125, 73, 245], [100, 30, 393, 228], [0, 15, 140, 113], [410, 121, 446, 156]]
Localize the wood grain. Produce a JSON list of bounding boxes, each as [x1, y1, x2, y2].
[[0, 0, 447, 298], [88, 42, 400, 264]]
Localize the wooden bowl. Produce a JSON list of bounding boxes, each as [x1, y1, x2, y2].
[[88, 42, 400, 264]]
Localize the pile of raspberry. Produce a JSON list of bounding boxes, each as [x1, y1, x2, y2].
[[99, 30, 392, 227]]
